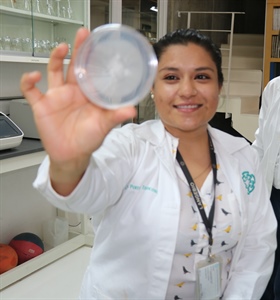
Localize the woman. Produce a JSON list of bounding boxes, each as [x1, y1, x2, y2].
[[21, 27, 276, 299]]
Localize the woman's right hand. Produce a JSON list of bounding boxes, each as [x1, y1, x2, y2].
[[20, 27, 136, 194]]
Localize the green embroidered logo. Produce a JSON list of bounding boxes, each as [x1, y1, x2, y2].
[[242, 171, 255, 195]]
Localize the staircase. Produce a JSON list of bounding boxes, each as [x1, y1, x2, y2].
[[217, 33, 264, 142]]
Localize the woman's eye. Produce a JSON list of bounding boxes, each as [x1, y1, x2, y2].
[[164, 75, 178, 80], [196, 74, 210, 80]]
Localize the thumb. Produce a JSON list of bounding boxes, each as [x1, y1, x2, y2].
[[107, 106, 137, 127]]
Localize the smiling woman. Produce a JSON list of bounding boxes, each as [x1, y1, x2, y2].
[[152, 29, 223, 190], [152, 43, 220, 142], [20, 27, 276, 299]]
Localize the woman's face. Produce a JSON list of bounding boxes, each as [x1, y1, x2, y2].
[[152, 43, 222, 137]]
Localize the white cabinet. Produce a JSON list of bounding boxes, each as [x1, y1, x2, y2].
[[0, 142, 93, 291], [0, 0, 90, 63]]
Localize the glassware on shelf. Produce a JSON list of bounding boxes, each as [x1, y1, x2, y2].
[[45, 0, 55, 16], [40, 39, 51, 54], [34, 0, 42, 13], [62, 5, 66, 18], [10, 37, 21, 51], [11, 0, 21, 10], [3, 35, 11, 50], [33, 39, 38, 53], [18, 0, 31, 11], [14, 0, 31, 11], [55, 0, 61, 17], [0, 0, 86, 58], [31, 39, 62, 55], [0, 36, 33, 53], [21, 37, 32, 52], [67, 0, 73, 19], [0, 37, 4, 50], [50, 41, 59, 51], [34, 39, 47, 54]]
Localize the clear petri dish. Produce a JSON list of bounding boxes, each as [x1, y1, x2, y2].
[[74, 24, 158, 109]]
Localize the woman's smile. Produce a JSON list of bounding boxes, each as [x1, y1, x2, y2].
[[173, 103, 203, 111]]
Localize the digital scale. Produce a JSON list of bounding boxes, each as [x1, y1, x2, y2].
[[0, 112, 24, 150]]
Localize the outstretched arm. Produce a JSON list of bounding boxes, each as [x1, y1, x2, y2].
[[20, 27, 136, 196]]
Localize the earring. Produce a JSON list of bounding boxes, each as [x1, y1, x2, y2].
[[150, 92, 154, 99]]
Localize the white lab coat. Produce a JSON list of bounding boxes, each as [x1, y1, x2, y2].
[[253, 76, 280, 194], [34, 120, 276, 300]]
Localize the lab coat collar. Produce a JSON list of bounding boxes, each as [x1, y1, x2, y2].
[[133, 120, 250, 155], [208, 125, 250, 155]]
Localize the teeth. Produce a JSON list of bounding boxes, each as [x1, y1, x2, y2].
[[177, 105, 198, 109]]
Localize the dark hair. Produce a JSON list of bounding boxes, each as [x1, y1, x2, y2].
[[153, 28, 224, 86]]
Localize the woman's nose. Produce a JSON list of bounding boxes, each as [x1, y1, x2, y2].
[[178, 78, 197, 98]]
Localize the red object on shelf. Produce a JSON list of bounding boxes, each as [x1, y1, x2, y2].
[[0, 243, 18, 274]]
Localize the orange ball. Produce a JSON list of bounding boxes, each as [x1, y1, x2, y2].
[[0, 243, 18, 274]]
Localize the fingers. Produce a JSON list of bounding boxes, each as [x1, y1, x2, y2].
[[106, 106, 137, 129], [71, 27, 90, 61], [66, 27, 90, 83], [47, 27, 90, 88], [47, 43, 69, 89], [20, 71, 43, 106]]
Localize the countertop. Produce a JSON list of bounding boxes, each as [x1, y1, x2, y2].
[[0, 138, 44, 160]]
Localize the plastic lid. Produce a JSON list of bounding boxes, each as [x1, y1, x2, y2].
[[74, 24, 158, 109]]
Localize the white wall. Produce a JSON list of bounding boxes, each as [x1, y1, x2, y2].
[[0, 62, 48, 98], [0, 166, 56, 244]]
